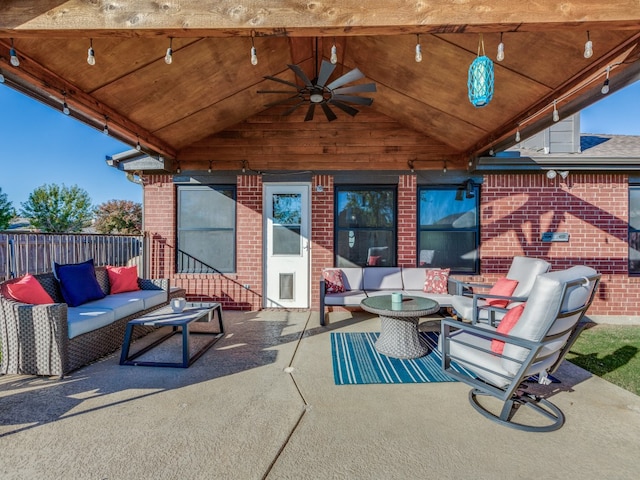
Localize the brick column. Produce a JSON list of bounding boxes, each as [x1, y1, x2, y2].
[[236, 174, 263, 309], [143, 175, 176, 279], [311, 175, 334, 310], [397, 174, 417, 267]]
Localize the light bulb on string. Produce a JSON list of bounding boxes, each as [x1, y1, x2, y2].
[[165, 38, 173, 64], [208, 161, 213, 173], [0, 70, 4, 83], [136, 137, 142, 151], [415, 34, 422, 62], [552, 100, 560, 122], [601, 67, 610, 95], [584, 31, 593, 59], [443, 162, 447, 173], [87, 39, 96, 66], [9, 39, 19, 67], [515, 128, 521, 142], [250, 36, 258, 66], [62, 95, 70, 115], [330, 39, 338, 64], [103, 116, 109, 134], [496, 33, 505, 61]]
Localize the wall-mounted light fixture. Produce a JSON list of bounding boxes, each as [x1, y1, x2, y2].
[[546, 170, 569, 180]]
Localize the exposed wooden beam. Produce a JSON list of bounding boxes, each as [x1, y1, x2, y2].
[[1, 1, 640, 38]]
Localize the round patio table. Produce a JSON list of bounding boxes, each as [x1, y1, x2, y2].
[[361, 295, 440, 359]]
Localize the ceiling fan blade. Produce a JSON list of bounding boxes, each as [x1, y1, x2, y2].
[[321, 103, 338, 121], [329, 100, 359, 117], [316, 60, 337, 87], [332, 94, 374, 106], [333, 83, 377, 95], [282, 101, 305, 116], [304, 104, 316, 122], [326, 67, 365, 90], [264, 96, 301, 108], [263, 76, 300, 89], [288, 64, 313, 87]]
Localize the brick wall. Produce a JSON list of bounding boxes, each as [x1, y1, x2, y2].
[[397, 174, 417, 267], [311, 175, 335, 309], [481, 173, 637, 316]]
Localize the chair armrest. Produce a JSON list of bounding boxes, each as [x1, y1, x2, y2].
[[138, 278, 170, 291], [448, 278, 493, 296], [471, 294, 527, 324]]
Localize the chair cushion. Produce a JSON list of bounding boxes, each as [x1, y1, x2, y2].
[[5, 274, 54, 305], [67, 306, 116, 339], [507, 256, 551, 297], [486, 277, 519, 308], [54, 259, 106, 307], [491, 304, 526, 354], [107, 265, 141, 294], [323, 269, 346, 293], [423, 268, 450, 294]]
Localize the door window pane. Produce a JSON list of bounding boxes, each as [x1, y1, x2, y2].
[[177, 186, 236, 273], [272, 193, 302, 255], [630, 186, 640, 274], [335, 187, 396, 267], [418, 185, 479, 274]]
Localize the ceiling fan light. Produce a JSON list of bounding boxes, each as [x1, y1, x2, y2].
[[330, 43, 338, 64]]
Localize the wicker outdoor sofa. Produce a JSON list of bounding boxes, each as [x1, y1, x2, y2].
[[0, 266, 172, 377]]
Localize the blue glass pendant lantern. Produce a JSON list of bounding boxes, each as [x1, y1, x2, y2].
[[468, 36, 494, 108]]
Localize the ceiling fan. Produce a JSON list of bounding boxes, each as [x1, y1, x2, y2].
[[257, 59, 376, 121]]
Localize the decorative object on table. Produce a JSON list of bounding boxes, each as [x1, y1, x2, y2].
[[331, 331, 474, 385], [171, 297, 187, 313], [468, 34, 494, 107]]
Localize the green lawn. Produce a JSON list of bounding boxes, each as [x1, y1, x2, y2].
[[566, 324, 640, 396]]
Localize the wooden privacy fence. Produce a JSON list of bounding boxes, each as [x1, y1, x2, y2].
[[0, 232, 147, 282]]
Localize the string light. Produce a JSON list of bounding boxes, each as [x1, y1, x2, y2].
[[0, 69, 4, 83], [103, 116, 109, 134], [584, 31, 593, 59], [515, 127, 521, 142], [62, 93, 70, 115], [443, 161, 447, 173], [9, 39, 19, 67], [250, 36, 258, 66], [87, 39, 96, 66], [496, 33, 505, 61], [136, 136, 142, 151], [330, 38, 338, 64], [552, 100, 560, 122], [601, 67, 610, 95], [208, 160, 213, 173], [415, 34, 423, 63], [176, 161, 181, 174], [165, 38, 173, 64]]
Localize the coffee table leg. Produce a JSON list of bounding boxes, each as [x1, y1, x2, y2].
[[375, 315, 428, 359]]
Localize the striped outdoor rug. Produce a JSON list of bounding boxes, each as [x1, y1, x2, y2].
[[331, 331, 475, 385]]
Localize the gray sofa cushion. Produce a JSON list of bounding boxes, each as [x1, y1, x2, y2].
[[363, 267, 403, 290], [67, 307, 116, 339]]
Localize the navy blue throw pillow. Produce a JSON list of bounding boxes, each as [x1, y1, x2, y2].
[[54, 259, 106, 307]]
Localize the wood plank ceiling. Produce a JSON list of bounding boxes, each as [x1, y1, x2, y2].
[[1, 1, 640, 172]]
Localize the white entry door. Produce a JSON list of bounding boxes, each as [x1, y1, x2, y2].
[[264, 184, 310, 308]]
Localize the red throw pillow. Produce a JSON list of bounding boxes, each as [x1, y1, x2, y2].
[[486, 277, 519, 308], [6, 274, 54, 305], [322, 269, 345, 293], [423, 268, 450, 294], [491, 304, 526, 354], [106, 265, 140, 294], [367, 255, 381, 266]]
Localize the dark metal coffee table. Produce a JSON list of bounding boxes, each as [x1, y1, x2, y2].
[[120, 302, 224, 368], [361, 295, 440, 359]]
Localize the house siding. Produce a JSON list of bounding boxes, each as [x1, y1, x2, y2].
[[143, 172, 637, 318]]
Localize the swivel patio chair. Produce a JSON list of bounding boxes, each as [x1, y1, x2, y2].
[[440, 265, 600, 432], [450, 256, 551, 325]]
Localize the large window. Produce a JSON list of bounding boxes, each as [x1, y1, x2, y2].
[[177, 185, 236, 273], [335, 186, 396, 267], [418, 184, 479, 273], [629, 186, 640, 274]]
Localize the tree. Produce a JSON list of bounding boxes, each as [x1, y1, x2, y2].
[[0, 187, 16, 230], [94, 199, 142, 234], [21, 184, 93, 233]]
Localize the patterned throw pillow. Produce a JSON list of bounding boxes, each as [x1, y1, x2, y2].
[[423, 268, 450, 294], [322, 269, 346, 293], [491, 303, 526, 354]]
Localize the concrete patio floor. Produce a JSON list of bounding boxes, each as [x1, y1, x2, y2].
[[1, 310, 639, 480]]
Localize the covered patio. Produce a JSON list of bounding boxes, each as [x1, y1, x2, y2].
[[1, 310, 639, 479]]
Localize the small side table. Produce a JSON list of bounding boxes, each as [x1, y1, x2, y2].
[[361, 295, 440, 359]]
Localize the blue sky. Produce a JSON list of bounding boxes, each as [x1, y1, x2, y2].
[[1, 79, 639, 210]]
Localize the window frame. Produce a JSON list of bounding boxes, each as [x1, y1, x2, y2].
[[417, 184, 480, 274], [176, 184, 237, 274], [334, 185, 398, 267], [629, 184, 640, 276]]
